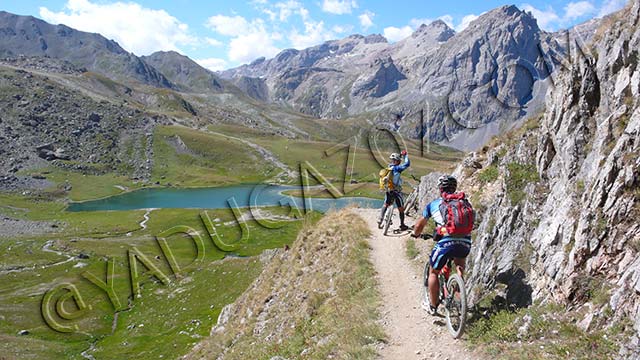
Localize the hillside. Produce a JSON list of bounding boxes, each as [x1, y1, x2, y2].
[[184, 209, 384, 359], [0, 11, 174, 88]]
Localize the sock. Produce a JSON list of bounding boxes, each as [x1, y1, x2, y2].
[[399, 211, 405, 226]]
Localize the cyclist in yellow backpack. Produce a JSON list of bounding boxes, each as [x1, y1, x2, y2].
[[377, 150, 410, 231]]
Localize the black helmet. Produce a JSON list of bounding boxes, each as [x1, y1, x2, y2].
[[438, 175, 457, 193]]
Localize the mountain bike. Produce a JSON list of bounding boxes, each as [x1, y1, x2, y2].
[[378, 177, 398, 236], [403, 174, 421, 217], [421, 237, 467, 338]]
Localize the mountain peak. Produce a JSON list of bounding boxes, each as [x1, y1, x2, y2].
[[412, 19, 455, 42]]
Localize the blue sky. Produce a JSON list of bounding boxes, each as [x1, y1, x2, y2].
[[1, 0, 626, 70]]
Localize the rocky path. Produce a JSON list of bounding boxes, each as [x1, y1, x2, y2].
[[355, 209, 481, 360]]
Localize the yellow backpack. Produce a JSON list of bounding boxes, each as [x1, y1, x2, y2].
[[379, 168, 394, 191]]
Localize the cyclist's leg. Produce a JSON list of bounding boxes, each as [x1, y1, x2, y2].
[[451, 243, 471, 278], [452, 257, 466, 278], [395, 192, 406, 227], [378, 192, 391, 223], [428, 243, 448, 308]]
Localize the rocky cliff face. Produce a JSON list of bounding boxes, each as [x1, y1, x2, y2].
[[220, 6, 559, 151], [0, 11, 174, 88], [424, 2, 639, 356]]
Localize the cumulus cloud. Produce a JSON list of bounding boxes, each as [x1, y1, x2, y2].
[[359, 10, 375, 31], [206, 15, 251, 37], [275, 0, 309, 21], [39, 0, 196, 56], [206, 15, 280, 63], [383, 26, 413, 42], [437, 15, 455, 29], [289, 20, 337, 49], [521, 3, 562, 30], [598, 0, 626, 17], [564, 1, 596, 21], [195, 58, 228, 71], [321, 0, 357, 15], [205, 37, 223, 47], [456, 14, 479, 32], [522, 1, 606, 31]]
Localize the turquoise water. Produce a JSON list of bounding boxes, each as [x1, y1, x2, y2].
[[67, 184, 383, 213]]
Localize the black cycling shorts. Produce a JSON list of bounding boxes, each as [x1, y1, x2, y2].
[[384, 190, 404, 208]]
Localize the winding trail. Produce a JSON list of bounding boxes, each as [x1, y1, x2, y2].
[[202, 128, 296, 179], [355, 209, 481, 360]]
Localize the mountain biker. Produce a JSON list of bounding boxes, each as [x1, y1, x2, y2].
[[410, 175, 473, 315], [378, 150, 411, 231]]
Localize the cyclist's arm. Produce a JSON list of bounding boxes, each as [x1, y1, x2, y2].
[[391, 155, 410, 172]]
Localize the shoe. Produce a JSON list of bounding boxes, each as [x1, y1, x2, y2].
[[377, 220, 383, 229], [398, 224, 409, 231], [429, 304, 438, 316]]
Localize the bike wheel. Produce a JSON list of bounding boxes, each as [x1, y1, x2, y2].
[[404, 191, 417, 216], [421, 262, 430, 307], [383, 206, 393, 236], [444, 273, 467, 339]]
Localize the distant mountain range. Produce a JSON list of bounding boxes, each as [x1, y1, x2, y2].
[[0, 7, 597, 150]]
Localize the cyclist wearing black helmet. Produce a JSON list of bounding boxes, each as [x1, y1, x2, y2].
[[410, 175, 474, 315]]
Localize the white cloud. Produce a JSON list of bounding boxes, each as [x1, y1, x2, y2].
[[523, 1, 603, 31], [564, 1, 596, 21], [206, 15, 280, 63], [39, 0, 196, 56], [598, 0, 626, 17], [275, 0, 309, 21], [195, 58, 228, 71], [438, 15, 454, 29], [229, 32, 280, 63], [522, 3, 562, 30], [359, 10, 375, 31], [332, 24, 352, 34], [206, 15, 250, 37], [321, 0, 357, 15], [456, 14, 479, 32], [289, 20, 336, 49], [409, 18, 432, 28], [205, 37, 223, 47], [383, 25, 413, 42]]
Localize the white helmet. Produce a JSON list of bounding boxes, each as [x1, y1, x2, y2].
[[389, 153, 401, 161]]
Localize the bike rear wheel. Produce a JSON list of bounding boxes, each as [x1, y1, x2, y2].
[[444, 273, 467, 339], [383, 206, 394, 236], [404, 191, 418, 217]]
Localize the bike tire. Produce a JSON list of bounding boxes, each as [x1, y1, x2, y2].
[[383, 206, 393, 236], [421, 262, 430, 307], [404, 191, 418, 216], [444, 273, 467, 339]]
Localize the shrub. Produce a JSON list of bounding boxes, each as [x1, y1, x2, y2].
[[506, 163, 539, 204]]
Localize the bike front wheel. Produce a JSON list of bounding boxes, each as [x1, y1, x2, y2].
[[383, 206, 393, 236], [444, 273, 467, 339]]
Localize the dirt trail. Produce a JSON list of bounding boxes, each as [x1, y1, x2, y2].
[[355, 209, 481, 360]]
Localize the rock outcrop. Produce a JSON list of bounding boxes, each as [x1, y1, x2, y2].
[[429, 2, 639, 357]]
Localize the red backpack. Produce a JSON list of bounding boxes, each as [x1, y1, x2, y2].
[[437, 192, 474, 237]]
